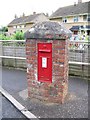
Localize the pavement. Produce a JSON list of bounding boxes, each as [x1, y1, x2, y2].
[[1, 67, 89, 118]]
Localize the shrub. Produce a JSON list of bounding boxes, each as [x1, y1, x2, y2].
[[0, 33, 14, 40], [13, 31, 24, 40], [0, 30, 24, 40]]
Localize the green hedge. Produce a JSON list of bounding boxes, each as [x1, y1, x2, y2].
[[0, 30, 24, 40], [13, 31, 24, 40]]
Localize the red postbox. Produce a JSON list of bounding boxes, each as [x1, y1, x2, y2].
[[38, 43, 52, 83]]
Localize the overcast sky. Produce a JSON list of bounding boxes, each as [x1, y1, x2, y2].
[[0, 0, 89, 27]]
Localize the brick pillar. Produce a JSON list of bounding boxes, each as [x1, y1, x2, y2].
[[25, 21, 71, 103]]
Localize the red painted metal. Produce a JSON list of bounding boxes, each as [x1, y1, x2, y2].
[[38, 43, 52, 83]]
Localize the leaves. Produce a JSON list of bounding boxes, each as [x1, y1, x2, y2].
[[0, 30, 24, 40], [13, 30, 24, 40]]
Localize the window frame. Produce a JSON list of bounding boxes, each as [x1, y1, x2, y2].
[[73, 16, 79, 22], [62, 17, 67, 23]]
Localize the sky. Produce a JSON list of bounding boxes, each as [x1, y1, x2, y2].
[[0, 0, 89, 27]]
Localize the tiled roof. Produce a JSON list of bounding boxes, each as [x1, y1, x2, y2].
[[50, 1, 90, 18], [8, 13, 45, 26]]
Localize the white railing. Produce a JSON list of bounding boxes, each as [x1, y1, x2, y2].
[[0, 56, 26, 60], [69, 40, 89, 50], [69, 40, 90, 65]]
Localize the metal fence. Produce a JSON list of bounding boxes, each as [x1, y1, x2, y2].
[[0, 40, 90, 77]]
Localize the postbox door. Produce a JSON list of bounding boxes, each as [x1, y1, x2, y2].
[[38, 43, 52, 83]]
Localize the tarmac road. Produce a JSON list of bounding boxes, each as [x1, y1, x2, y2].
[[1, 94, 27, 119], [0, 67, 28, 119], [2, 67, 27, 94], [1, 67, 89, 118]]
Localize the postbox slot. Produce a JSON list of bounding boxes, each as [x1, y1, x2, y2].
[[39, 49, 51, 52], [40, 56, 50, 58]]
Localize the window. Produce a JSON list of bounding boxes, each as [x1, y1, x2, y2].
[[73, 16, 78, 22], [62, 17, 67, 23], [13, 26, 16, 29], [17, 26, 20, 28], [21, 25, 24, 28], [83, 15, 87, 21], [87, 15, 90, 21]]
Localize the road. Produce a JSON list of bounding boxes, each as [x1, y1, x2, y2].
[[1, 94, 27, 119], [2, 67, 27, 94], [0, 67, 28, 119], [1, 67, 89, 118]]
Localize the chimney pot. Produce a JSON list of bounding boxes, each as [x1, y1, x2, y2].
[[33, 12, 36, 15], [74, 2, 76, 6], [78, 0, 82, 4]]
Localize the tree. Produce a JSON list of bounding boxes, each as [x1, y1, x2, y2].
[[14, 30, 24, 40], [1, 26, 8, 32]]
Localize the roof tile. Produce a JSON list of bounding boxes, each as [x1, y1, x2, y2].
[[50, 1, 90, 18], [8, 13, 44, 26]]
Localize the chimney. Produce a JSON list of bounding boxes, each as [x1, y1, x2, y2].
[[22, 12, 25, 17], [14, 14, 18, 19], [33, 12, 36, 15], [74, 2, 77, 6], [78, 0, 82, 4]]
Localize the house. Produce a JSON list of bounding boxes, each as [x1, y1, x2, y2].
[[8, 13, 49, 34], [50, 0, 90, 35]]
